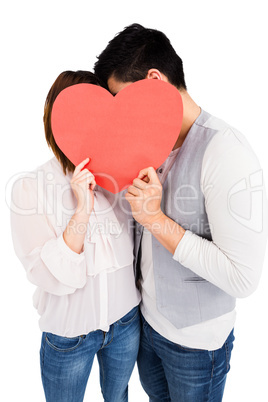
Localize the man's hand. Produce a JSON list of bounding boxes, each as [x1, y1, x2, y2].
[[125, 167, 164, 226], [126, 166, 185, 255]]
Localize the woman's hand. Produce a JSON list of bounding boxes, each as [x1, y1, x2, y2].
[[70, 158, 96, 217], [63, 158, 96, 254]]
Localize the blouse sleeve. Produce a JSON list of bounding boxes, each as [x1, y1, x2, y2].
[[10, 174, 87, 296]]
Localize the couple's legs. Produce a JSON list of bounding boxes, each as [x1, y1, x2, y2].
[[40, 306, 140, 401], [138, 316, 234, 402]]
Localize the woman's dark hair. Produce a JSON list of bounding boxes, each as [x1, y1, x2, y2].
[[94, 23, 187, 90], [44, 70, 102, 174]]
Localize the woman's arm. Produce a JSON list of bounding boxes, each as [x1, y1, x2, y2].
[[63, 158, 96, 254], [10, 158, 95, 296]]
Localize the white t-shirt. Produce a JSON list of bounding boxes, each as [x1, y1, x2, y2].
[[140, 122, 268, 350]]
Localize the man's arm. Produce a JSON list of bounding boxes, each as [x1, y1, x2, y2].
[[126, 131, 268, 298]]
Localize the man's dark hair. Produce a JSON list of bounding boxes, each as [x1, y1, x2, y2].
[[94, 23, 187, 90]]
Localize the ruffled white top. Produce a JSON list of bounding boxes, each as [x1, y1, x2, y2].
[[10, 157, 140, 337]]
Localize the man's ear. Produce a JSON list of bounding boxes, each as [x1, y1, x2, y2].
[[146, 69, 168, 81]]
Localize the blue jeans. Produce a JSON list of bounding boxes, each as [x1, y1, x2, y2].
[[40, 306, 140, 402], [138, 315, 234, 402]]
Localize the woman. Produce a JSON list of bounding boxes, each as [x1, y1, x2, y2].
[[10, 71, 141, 402]]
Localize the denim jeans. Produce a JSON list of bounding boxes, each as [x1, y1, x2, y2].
[[40, 306, 140, 402], [137, 315, 235, 402]]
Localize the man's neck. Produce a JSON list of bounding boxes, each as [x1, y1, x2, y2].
[[172, 91, 201, 150]]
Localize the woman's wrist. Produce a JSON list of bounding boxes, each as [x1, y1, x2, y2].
[[63, 210, 91, 254], [76, 203, 93, 218]]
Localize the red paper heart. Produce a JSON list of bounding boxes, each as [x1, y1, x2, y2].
[[51, 79, 183, 193]]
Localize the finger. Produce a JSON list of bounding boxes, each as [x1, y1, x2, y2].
[[79, 172, 96, 187], [125, 192, 135, 203], [72, 169, 92, 181], [74, 174, 95, 185], [137, 167, 155, 180], [72, 169, 94, 183], [73, 157, 91, 177], [127, 184, 142, 196], [142, 175, 149, 183], [90, 177, 97, 190], [138, 167, 160, 184], [132, 178, 147, 190]]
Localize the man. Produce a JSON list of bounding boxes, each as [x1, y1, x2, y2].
[[94, 24, 268, 401]]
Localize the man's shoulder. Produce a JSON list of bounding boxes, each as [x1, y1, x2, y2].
[[195, 110, 231, 133], [195, 110, 241, 139], [197, 110, 254, 159], [199, 112, 261, 186]]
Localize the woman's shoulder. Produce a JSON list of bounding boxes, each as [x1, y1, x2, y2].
[[20, 157, 68, 184], [35, 157, 67, 177], [11, 157, 69, 203]]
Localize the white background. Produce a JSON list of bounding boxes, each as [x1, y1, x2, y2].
[[1, 0, 268, 401]]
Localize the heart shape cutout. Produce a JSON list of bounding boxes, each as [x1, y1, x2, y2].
[[51, 79, 183, 193]]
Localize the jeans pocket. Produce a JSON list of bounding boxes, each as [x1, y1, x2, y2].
[[45, 332, 84, 352], [176, 344, 207, 353], [118, 306, 139, 326]]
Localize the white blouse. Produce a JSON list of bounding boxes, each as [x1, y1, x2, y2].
[[10, 157, 141, 337]]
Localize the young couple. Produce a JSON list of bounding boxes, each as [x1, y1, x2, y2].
[[11, 24, 267, 402]]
